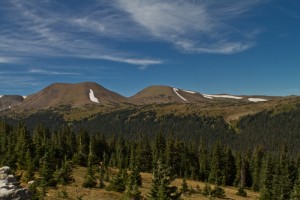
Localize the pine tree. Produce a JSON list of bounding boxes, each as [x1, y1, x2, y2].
[[14, 123, 32, 168], [251, 146, 264, 191], [82, 141, 97, 188], [166, 136, 180, 177], [107, 169, 126, 192], [75, 129, 90, 166], [236, 186, 247, 197], [209, 141, 224, 186], [28, 181, 40, 200], [260, 156, 275, 200], [57, 157, 74, 185], [115, 135, 127, 169], [149, 160, 181, 200], [223, 147, 236, 186], [202, 182, 211, 197], [181, 176, 189, 194], [198, 141, 210, 182], [136, 135, 152, 172], [152, 133, 166, 168], [23, 150, 35, 182], [291, 169, 300, 200], [39, 150, 56, 187], [124, 166, 143, 200], [272, 145, 294, 199], [98, 162, 105, 189], [211, 185, 225, 198]]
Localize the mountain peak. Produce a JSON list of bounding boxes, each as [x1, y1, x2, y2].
[[129, 85, 206, 104], [18, 82, 126, 109]]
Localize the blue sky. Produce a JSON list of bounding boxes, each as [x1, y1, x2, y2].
[[0, 0, 300, 97]]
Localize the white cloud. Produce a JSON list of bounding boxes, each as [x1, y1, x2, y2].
[[116, 0, 265, 54], [28, 68, 80, 75], [0, 57, 19, 64], [0, 0, 162, 68]]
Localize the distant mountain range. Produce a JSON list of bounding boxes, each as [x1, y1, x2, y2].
[[0, 82, 298, 122]]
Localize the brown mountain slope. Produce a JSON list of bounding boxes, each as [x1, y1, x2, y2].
[[129, 85, 207, 104], [18, 82, 126, 109]]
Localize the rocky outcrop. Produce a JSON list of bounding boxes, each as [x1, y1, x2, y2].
[[0, 166, 31, 200], [0, 95, 24, 111]]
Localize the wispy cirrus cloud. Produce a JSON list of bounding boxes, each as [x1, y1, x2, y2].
[[0, 0, 162, 68], [0, 57, 20, 64], [116, 0, 266, 54], [0, 0, 266, 73], [28, 68, 80, 75]]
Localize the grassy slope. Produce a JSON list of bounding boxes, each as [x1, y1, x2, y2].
[[61, 96, 300, 123], [43, 166, 259, 200]]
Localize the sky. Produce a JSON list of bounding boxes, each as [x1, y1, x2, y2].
[[0, 0, 300, 97]]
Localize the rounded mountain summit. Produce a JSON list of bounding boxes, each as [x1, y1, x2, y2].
[[20, 82, 127, 109]]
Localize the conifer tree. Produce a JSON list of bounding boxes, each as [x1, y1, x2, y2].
[[166, 136, 180, 177], [251, 146, 264, 191], [98, 162, 106, 189], [107, 169, 126, 192], [57, 157, 73, 185], [152, 133, 166, 168], [23, 150, 35, 182], [181, 176, 189, 194], [202, 182, 212, 197], [39, 150, 56, 187], [260, 156, 275, 200], [115, 135, 127, 169], [209, 141, 224, 186], [291, 169, 300, 200], [136, 135, 152, 172], [14, 123, 32, 168], [124, 166, 143, 200], [272, 145, 294, 199], [223, 147, 236, 186], [199, 141, 210, 182], [149, 160, 181, 200], [82, 141, 97, 188]]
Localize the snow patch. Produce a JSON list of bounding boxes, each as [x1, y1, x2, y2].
[[173, 88, 187, 102], [203, 94, 243, 100], [89, 89, 99, 103], [8, 105, 11, 109], [0, 95, 2, 98], [182, 90, 197, 94], [248, 98, 268, 102], [23, 96, 27, 99]]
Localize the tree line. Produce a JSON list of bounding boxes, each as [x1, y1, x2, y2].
[[1, 120, 300, 199]]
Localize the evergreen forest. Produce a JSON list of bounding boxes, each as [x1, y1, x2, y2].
[[1, 104, 300, 199]]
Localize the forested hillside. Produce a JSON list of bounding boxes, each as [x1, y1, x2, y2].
[[0, 120, 300, 199], [1, 104, 300, 199]]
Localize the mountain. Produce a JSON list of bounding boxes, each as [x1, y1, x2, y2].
[[129, 85, 207, 104], [18, 82, 127, 109], [0, 95, 24, 111], [0, 82, 293, 122]]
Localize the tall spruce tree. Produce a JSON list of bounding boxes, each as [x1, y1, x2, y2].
[[223, 147, 236, 186], [272, 145, 294, 199], [124, 166, 143, 199], [57, 157, 73, 185], [260, 155, 275, 200], [199, 141, 210, 182], [107, 169, 126, 193], [209, 141, 224, 186], [23, 150, 35, 182], [82, 141, 97, 188], [39, 150, 57, 187], [251, 146, 264, 191], [291, 168, 300, 200], [149, 160, 181, 200]]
